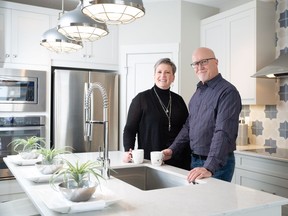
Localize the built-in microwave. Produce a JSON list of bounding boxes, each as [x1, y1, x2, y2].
[[0, 68, 46, 112]]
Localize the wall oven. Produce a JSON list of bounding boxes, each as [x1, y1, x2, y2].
[[0, 68, 46, 112], [0, 116, 45, 180]]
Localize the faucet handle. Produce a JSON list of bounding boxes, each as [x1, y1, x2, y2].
[[97, 146, 103, 161], [102, 158, 110, 180], [84, 122, 92, 141]]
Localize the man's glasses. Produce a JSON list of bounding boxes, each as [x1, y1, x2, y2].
[[190, 58, 216, 68]]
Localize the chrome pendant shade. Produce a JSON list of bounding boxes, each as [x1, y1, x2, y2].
[[58, 2, 109, 42], [82, 0, 145, 25], [40, 27, 83, 53], [40, 0, 145, 53]]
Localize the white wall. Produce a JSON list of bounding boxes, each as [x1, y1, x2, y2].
[[180, 1, 218, 103], [217, 0, 253, 11], [119, 1, 181, 45]]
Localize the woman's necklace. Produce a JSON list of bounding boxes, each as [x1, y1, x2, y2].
[[153, 87, 172, 131]]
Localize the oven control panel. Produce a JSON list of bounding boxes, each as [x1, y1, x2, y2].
[[0, 116, 45, 127]]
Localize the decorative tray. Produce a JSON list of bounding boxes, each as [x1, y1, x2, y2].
[[25, 166, 62, 183], [36, 185, 120, 213], [26, 173, 54, 183], [7, 155, 41, 166]]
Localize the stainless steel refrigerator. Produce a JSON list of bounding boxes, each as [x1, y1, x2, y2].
[[51, 68, 119, 152]]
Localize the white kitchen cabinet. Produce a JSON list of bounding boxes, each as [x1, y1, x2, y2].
[[200, 18, 228, 80], [0, 1, 118, 70], [50, 14, 119, 70], [0, 8, 11, 63], [234, 152, 288, 215], [0, 7, 50, 66], [89, 25, 118, 66], [81, 25, 118, 68], [201, 0, 277, 105]]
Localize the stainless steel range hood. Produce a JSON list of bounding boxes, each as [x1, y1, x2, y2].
[[252, 0, 288, 79], [251, 53, 288, 78]]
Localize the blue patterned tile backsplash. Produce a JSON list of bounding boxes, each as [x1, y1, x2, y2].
[[241, 78, 288, 148], [279, 121, 288, 139], [264, 105, 277, 120], [264, 138, 277, 148], [251, 120, 264, 136], [279, 84, 288, 102]]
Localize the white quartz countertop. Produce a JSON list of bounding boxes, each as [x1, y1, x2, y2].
[[235, 145, 288, 162], [4, 151, 288, 216], [236, 144, 268, 151]]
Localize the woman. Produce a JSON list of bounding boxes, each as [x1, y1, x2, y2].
[[123, 58, 190, 170]]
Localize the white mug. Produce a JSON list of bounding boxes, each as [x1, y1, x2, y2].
[[132, 149, 144, 164], [150, 151, 163, 166]]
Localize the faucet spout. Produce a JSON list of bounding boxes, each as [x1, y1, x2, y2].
[[84, 82, 110, 179]]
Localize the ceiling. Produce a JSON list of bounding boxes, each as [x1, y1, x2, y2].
[[2, 0, 79, 11], [2, 0, 274, 12], [1, 0, 246, 11]]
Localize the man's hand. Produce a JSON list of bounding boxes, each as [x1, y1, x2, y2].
[[187, 167, 212, 183]]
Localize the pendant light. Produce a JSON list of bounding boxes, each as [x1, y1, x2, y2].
[[40, 27, 83, 53], [82, 0, 145, 25], [58, 1, 109, 42], [40, 0, 83, 53]]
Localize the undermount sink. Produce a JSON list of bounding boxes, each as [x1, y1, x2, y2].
[[111, 166, 195, 191]]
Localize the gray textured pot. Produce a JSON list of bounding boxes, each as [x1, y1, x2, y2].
[[58, 180, 98, 202]]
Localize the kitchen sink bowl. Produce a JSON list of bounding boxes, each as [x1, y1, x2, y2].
[[111, 166, 194, 191]]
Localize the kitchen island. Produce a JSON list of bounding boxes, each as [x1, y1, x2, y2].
[[3, 151, 288, 216]]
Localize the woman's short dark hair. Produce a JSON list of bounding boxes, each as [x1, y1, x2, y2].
[[154, 58, 177, 75]]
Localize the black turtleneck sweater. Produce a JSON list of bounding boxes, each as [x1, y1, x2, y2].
[[123, 85, 190, 170]]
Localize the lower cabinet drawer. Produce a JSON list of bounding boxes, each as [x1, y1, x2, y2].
[[235, 168, 288, 198], [235, 154, 288, 180], [0, 179, 23, 195], [0, 179, 25, 202]]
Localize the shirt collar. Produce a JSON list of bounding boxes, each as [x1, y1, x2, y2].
[[197, 73, 222, 89]]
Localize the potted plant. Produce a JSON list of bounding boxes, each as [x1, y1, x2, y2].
[[50, 160, 103, 202], [9, 136, 46, 159], [35, 146, 72, 175]]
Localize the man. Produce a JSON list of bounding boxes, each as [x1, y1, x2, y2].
[[162, 47, 242, 182]]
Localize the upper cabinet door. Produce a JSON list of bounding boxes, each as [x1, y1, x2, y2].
[[0, 8, 11, 63], [201, 19, 228, 80], [228, 9, 256, 103], [10, 10, 50, 65], [90, 25, 119, 66]]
